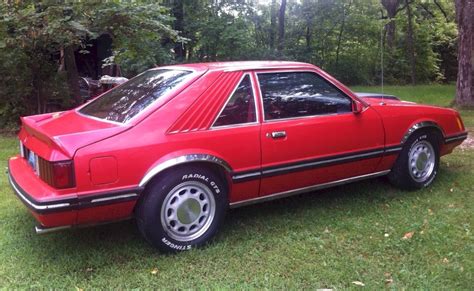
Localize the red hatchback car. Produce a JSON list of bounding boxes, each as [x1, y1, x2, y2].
[[8, 61, 467, 252]]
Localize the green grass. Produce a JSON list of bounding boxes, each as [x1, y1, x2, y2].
[[1, 85, 472, 288], [353, 84, 474, 128], [352, 84, 457, 107]]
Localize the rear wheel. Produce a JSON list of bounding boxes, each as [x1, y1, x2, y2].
[[388, 131, 440, 190], [136, 166, 228, 252]]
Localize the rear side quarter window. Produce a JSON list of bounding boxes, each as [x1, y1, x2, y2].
[[212, 74, 257, 127]]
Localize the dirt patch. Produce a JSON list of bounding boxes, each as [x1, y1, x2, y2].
[[459, 128, 474, 150]]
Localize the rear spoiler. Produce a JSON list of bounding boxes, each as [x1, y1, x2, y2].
[[20, 114, 72, 160]]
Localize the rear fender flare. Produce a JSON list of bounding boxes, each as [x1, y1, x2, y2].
[[139, 152, 233, 188]]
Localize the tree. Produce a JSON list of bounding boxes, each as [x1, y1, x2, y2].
[[405, 0, 416, 85], [335, 1, 351, 68], [277, 0, 287, 51], [381, 0, 402, 48], [0, 0, 465, 128], [270, 0, 277, 50], [172, 0, 185, 62], [454, 0, 474, 106], [0, 1, 180, 125]]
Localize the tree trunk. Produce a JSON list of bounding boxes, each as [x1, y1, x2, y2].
[[455, 0, 474, 106], [277, 0, 287, 51], [406, 0, 416, 85], [305, 24, 311, 50], [173, 0, 185, 62], [269, 0, 277, 50], [335, 1, 351, 67], [381, 0, 402, 49], [64, 46, 81, 105]]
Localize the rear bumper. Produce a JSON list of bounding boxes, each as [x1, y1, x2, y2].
[[8, 157, 143, 228], [8, 171, 73, 213]]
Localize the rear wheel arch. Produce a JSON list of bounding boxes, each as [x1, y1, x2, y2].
[[136, 155, 233, 209], [142, 161, 231, 194], [139, 154, 232, 187]]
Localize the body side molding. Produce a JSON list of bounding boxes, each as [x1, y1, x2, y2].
[[139, 154, 233, 187], [444, 132, 468, 144], [230, 170, 391, 208], [401, 121, 444, 144], [232, 145, 402, 183]]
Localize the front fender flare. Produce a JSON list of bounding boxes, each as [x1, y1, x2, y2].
[[401, 121, 445, 144]]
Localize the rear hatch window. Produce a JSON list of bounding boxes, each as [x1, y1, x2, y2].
[[79, 69, 192, 123]]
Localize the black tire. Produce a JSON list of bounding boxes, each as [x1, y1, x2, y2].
[[388, 131, 440, 190], [136, 165, 228, 252]]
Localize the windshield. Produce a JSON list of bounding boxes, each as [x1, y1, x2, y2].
[[79, 69, 192, 123]]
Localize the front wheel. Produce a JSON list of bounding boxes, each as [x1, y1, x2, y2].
[[136, 166, 228, 252], [388, 131, 440, 190]]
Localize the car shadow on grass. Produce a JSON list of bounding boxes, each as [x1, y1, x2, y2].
[[220, 177, 400, 239]]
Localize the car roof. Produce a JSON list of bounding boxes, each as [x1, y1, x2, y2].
[[158, 61, 316, 73]]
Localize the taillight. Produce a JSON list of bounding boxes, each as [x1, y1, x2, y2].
[[52, 161, 75, 189], [38, 158, 76, 189]]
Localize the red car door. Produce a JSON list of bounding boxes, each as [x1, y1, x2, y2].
[[255, 70, 385, 196]]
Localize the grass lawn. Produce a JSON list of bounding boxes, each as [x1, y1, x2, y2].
[[0, 85, 472, 288]]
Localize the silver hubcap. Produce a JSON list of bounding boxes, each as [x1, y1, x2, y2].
[[408, 140, 435, 182], [161, 181, 215, 242]]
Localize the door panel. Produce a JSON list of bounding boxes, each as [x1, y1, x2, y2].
[[260, 108, 384, 195]]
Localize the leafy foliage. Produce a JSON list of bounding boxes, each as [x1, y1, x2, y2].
[[0, 1, 179, 126], [0, 0, 459, 127]]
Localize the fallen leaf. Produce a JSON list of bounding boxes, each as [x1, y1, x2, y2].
[[352, 281, 365, 286], [402, 231, 414, 240], [151, 268, 159, 275]]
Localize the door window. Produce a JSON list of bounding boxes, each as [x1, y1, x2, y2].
[[258, 72, 352, 121]]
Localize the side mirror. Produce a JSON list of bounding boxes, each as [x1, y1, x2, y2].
[[353, 101, 364, 114]]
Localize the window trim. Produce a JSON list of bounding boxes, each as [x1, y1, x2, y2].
[[210, 73, 260, 130], [255, 70, 355, 123], [76, 67, 197, 125]]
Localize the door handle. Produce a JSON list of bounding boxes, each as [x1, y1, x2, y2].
[[270, 131, 287, 139]]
